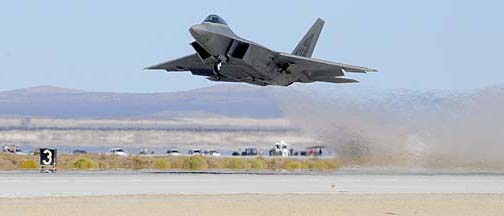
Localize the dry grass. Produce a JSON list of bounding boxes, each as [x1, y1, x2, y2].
[[0, 153, 342, 171]]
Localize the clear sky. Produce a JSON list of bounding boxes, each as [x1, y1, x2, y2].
[[0, 0, 503, 92]]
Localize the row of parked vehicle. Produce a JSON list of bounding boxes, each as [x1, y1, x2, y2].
[[231, 141, 325, 157], [4, 141, 324, 158], [232, 148, 258, 156], [81, 148, 222, 157]]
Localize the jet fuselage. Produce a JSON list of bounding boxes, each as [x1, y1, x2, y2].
[[189, 22, 297, 86]]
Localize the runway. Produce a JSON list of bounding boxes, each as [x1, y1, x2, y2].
[[1, 170, 504, 197]]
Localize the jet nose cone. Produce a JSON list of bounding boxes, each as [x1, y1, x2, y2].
[[189, 25, 206, 40]]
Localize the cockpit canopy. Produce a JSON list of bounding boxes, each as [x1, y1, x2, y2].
[[203, 14, 227, 25]]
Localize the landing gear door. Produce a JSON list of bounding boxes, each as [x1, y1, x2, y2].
[[191, 42, 215, 64]]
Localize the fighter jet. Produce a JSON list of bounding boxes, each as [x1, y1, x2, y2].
[[147, 14, 377, 86]]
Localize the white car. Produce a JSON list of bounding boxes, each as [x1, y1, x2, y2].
[[205, 150, 221, 157], [110, 148, 128, 157]]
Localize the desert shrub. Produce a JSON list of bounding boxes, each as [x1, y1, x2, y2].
[[0, 153, 23, 167], [97, 161, 110, 169], [283, 160, 301, 171], [20, 159, 38, 169], [62, 155, 78, 169], [268, 158, 285, 170], [131, 156, 153, 170], [306, 159, 323, 170], [0, 158, 17, 170], [207, 157, 226, 169], [168, 156, 185, 169], [249, 158, 269, 169], [225, 158, 248, 170], [105, 155, 129, 169], [183, 156, 208, 170], [323, 159, 341, 170], [153, 158, 171, 170], [305, 159, 340, 171], [72, 157, 96, 170]]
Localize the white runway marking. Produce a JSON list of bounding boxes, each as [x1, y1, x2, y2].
[[1, 171, 504, 197]]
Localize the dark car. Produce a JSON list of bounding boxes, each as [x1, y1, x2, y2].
[[242, 148, 258, 156], [294, 146, 325, 157], [166, 149, 182, 156], [72, 149, 88, 155]]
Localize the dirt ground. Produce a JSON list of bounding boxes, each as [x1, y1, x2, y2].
[[1, 194, 503, 216]]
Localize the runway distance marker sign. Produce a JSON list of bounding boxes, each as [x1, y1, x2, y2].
[[39, 148, 57, 173]]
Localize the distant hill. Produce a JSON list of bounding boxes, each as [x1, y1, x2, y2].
[[1, 83, 503, 120], [0, 85, 283, 118], [1, 85, 87, 95]]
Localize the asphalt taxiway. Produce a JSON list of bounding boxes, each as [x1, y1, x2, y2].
[[1, 170, 504, 197]]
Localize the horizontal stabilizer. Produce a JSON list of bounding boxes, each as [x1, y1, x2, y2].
[[277, 52, 377, 76]]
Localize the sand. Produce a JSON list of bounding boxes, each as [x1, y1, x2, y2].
[[1, 194, 503, 216]]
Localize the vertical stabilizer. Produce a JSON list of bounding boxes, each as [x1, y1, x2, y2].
[[292, 18, 325, 58]]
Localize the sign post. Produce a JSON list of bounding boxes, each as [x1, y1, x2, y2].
[[39, 148, 57, 173]]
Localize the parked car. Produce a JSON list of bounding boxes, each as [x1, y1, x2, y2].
[[242, 148, 258, 156], [188, 149, 202, 156], [138, 149, 155, 155], [166, 149, 182, 156], [72, 149, 88, 155], [205, 150, 221, 156], [14, 148, 26, 155], [109, 148, 128, 157], [294, 146, 324, 157], [231, 151, 241, 156]]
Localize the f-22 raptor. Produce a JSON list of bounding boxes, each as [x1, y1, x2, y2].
[[147, 14, 377, 86]]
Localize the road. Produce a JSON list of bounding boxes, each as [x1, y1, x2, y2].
[[1, 170, 504, 197]]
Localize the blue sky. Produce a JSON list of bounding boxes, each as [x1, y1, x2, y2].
[[0, 0, 503, 92]]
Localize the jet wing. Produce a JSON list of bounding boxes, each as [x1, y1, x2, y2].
[[146, 54, 211, 71], [276, 52, 377, 77], [310, 76, 359, 83]]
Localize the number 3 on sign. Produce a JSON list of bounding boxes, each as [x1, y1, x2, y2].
[[42, 149, 52, 165]]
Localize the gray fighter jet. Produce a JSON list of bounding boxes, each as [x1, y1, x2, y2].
[[147, 14, 376, 86]]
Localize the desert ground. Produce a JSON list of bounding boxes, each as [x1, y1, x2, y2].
[[1, 194, 504, 216], [1, 171, 504, 216]]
